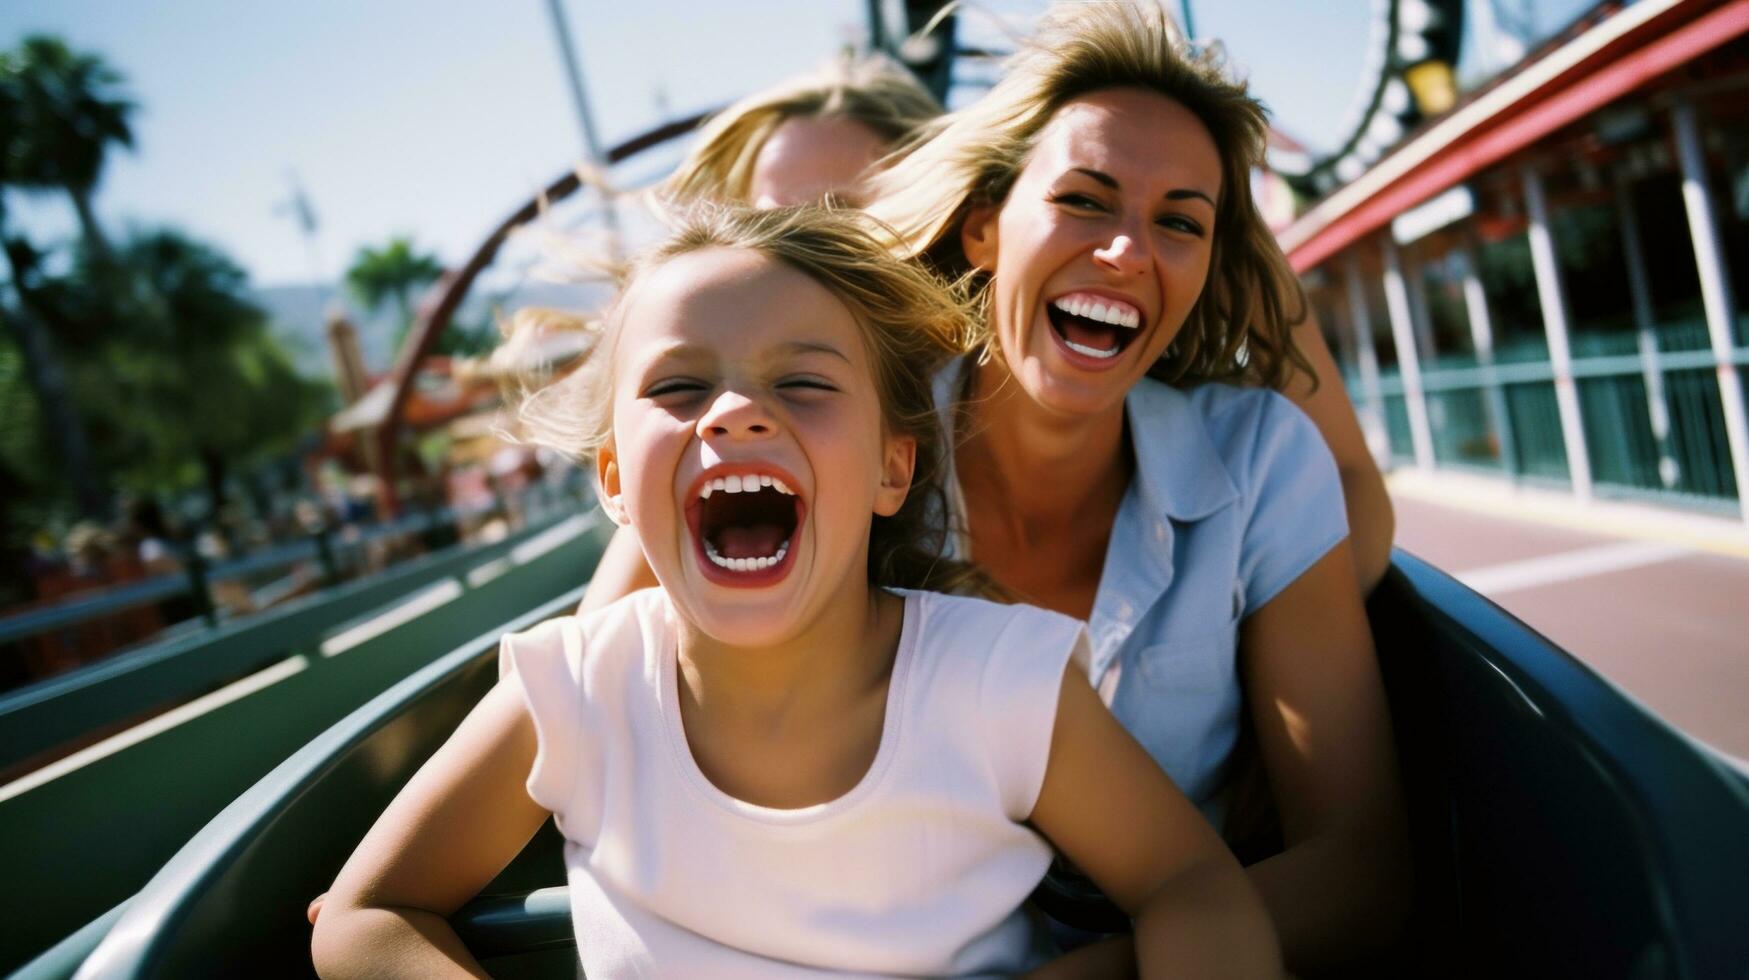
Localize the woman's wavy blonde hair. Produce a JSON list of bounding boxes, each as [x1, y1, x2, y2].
[[515, 203, 987, 593], [661, 52, 943, 206], [866, 0, 1310, 389]]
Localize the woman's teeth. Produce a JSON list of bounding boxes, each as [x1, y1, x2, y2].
[[1052, 295, 1141, 329], [704, 538, 789, 572], [1064, 337, 1119, 359], [698, 473, 794, 499]]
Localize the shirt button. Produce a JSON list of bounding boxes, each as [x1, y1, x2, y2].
[[1154, 521, 1167, 542], [1116, 600, 1133, 620]]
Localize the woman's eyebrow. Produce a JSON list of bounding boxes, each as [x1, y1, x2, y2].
[[1068, 166, 1215, 209], [1069, 166, 1120, 189], [1165, 188, 1216, 208]]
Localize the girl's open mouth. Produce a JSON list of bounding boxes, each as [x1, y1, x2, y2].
[[685, 468, 805, 588], [1045, 292, 1143, 369]]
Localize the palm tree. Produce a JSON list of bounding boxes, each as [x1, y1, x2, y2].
[[0, 35, 135, 256], [0, 221, 108, 517], [0, 35, 134, 517], [345, 236, 443, 341], [103, 228, 326, 518], [0, 33, 134, 518]]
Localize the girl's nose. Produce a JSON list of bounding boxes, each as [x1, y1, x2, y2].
[[698, 387, 776, 440], [1093, 230, 1148, 277]]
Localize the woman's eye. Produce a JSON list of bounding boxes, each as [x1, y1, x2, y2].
[[1157, 214, 1206, 237], [1051, 192, 1105, 212]]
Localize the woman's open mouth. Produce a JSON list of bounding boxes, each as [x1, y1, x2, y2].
[[685, 468, 805, 588], [1045, 292, 1143, 369]]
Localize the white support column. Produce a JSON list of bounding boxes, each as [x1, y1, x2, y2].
[[1614, 169, 1680, 488], [1380, 236, 1437, 470], [1329, 296, 1359, 366], [1521, 163, 1594, 499], [1404, 249, 1440, 364], [1458, 233, 1517, 473], [1344, 251, 1389, 463], [1672, 99, 1749, 520]]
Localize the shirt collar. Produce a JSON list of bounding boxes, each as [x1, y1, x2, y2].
[[1124, 380, 1240, 523]]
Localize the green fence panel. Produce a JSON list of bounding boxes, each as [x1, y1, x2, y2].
[[1427, 388, 1504, 470], [0, 516, 608, 973], [1382, 393, 1416, 464], [1354, 326, 1743, 511], [1569, 332, 1642, 359], [1503, 381, 1570, 481], [1657, 315, 1713, 353], [1664, 368, 1739, 499], [1578, 374, 1664, 492]]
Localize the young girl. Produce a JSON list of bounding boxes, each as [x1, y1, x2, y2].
[[310, 204, 1280, 978], [576, 53, 945, 611]]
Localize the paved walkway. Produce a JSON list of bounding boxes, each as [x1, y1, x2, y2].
[[1388, 472, 1749, 761]]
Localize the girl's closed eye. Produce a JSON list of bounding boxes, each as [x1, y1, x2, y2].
[[643, 377, 712, 400], [777, 374, 840, 395]]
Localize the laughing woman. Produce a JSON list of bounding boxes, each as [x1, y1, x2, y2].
[[865, 2, 1406, 973]]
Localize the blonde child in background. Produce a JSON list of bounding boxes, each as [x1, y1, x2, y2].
[[311, 204, 1280, 978], [661, 50, 940, 209]]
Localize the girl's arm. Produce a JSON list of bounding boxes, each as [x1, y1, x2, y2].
[[311, 677, 553, 978], [579, 524, 659, 613], [1027, 664, 1282, 979], [1239, 540, 1409, 974], [1279, 314, 1395, 593]]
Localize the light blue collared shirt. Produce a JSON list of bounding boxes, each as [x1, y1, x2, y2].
[[936, 364, 1349, 824]]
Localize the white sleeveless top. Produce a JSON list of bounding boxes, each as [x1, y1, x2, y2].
[[499, 587, 1089, 978]]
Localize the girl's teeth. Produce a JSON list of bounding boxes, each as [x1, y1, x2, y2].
[[703, 539, 791, 571], [697, 474, 797, 499]]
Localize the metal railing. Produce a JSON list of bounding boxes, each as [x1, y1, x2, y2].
[[1360, 321, 1748, 511]]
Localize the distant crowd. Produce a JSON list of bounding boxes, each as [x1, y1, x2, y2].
[[2, 455, 582, 692]]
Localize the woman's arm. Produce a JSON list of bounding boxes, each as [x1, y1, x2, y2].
[[311, 678, 552, 978], [1279, 314, 1394, 593], [1028, 664, 1281, 979], [1240, 541, 1410, 974], [579, 524, 659, 613]]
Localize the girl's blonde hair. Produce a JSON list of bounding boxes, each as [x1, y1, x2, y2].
[[867, 0, 1310, 389], [516, 203, 983, 593], [661, 52, 943, 205]]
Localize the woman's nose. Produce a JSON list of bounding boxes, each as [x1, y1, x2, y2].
[[1093, 229, 1148, 276], [698, 388, 776, 440]]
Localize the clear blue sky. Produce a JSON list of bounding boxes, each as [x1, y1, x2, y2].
[[0, 1, 1589, 289]]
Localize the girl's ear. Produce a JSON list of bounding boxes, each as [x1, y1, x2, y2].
[[596, 442, 630, 526], [960, 203, 1000, 273], [873, 434, 917, 518]]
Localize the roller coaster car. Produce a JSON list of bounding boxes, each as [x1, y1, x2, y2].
[[51, 550, 1748, 980]]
